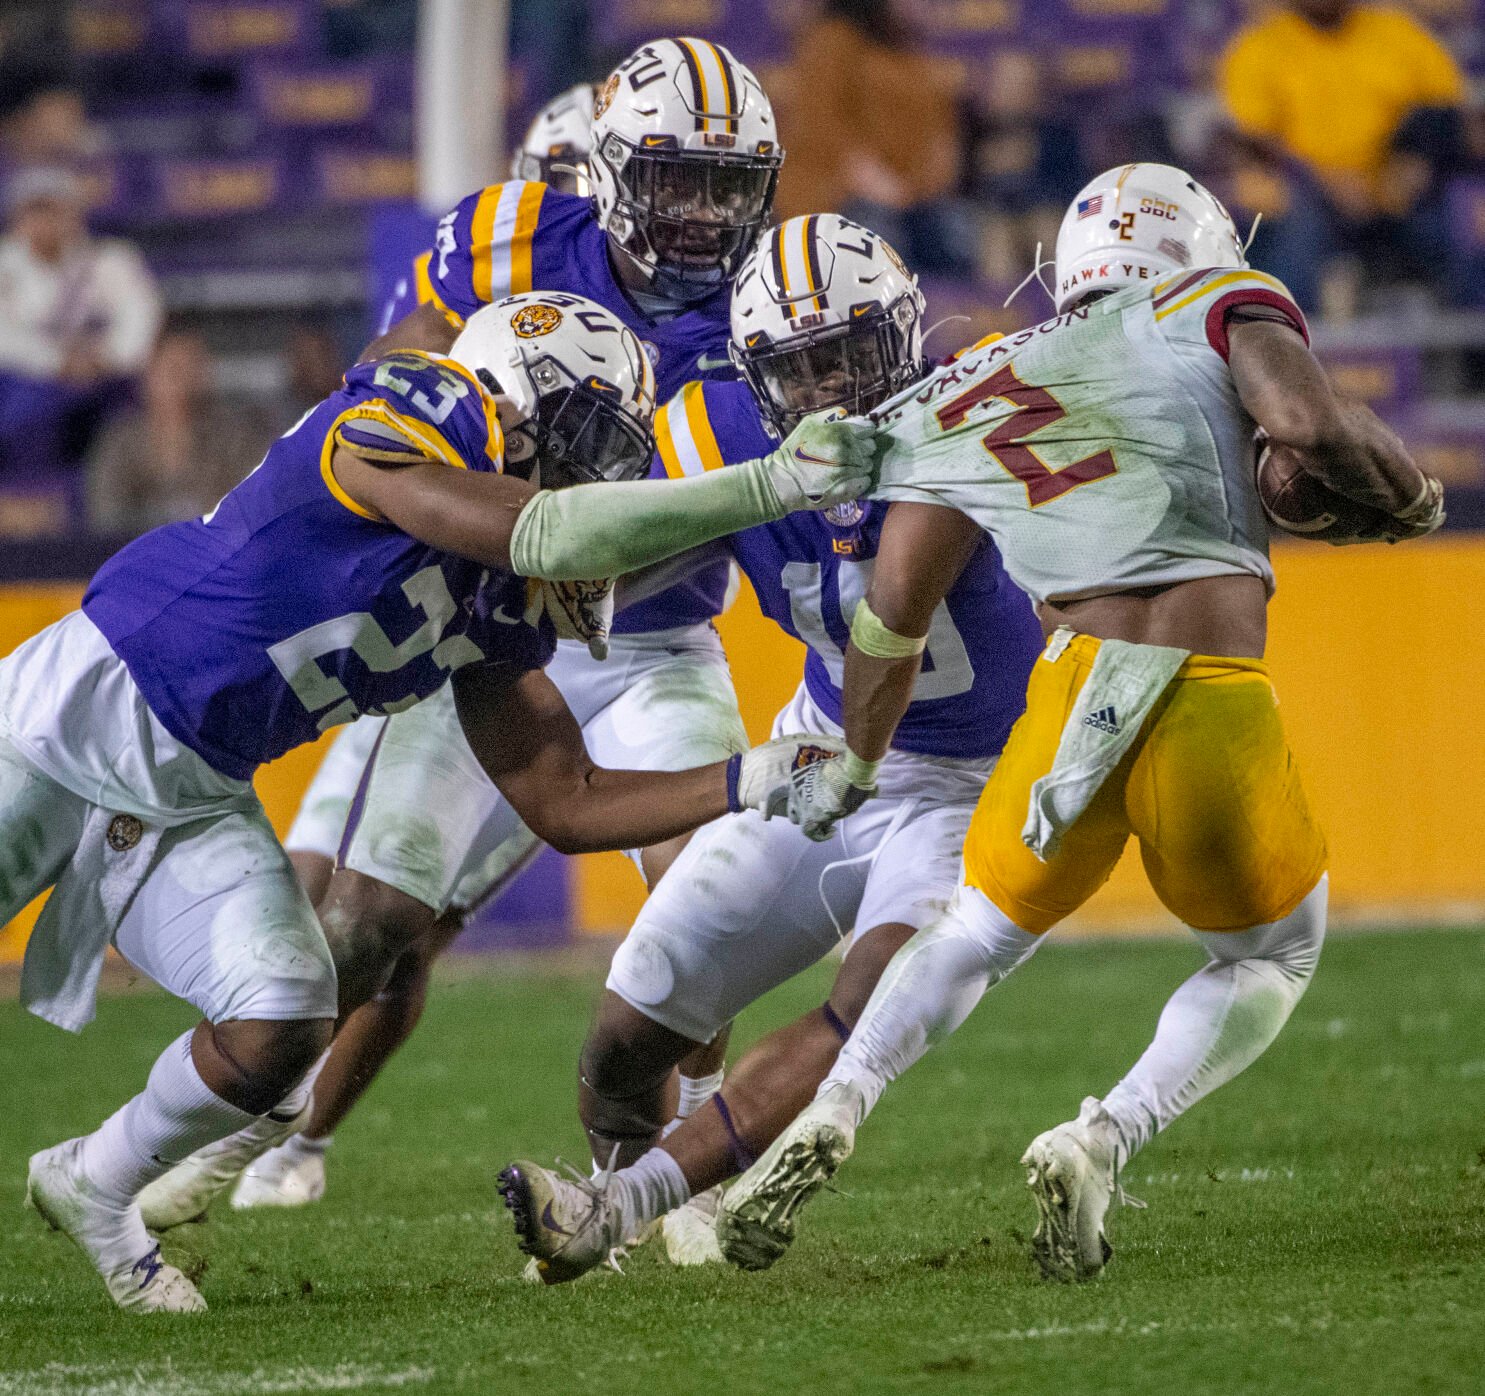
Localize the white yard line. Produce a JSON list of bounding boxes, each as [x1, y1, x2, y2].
[[0, 1364, 435, 1396]]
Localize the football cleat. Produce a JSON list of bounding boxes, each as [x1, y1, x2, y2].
[[715, 1082, 862, 1271], [662, 1185, 724, 1266], [137, 1100, 310, 1231], [498, 1159, 623, 1286], [229, 1138, 327, 1210], [1021, 1096, 1142, 1283], [26, 1139, 206, 1313]]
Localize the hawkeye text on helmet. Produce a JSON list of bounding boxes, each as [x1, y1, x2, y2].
[[1054, 162, 1246, 313]]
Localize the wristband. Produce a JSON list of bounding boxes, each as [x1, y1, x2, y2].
[[725, 751, 744, 813], [850, 598, 928, 660], [842, 748, 881, 789]]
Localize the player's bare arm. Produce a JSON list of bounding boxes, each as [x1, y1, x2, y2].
[[451, 665, 735, 855], [1228, 318, 1439, 524], [360, 300, 459, 363], [791, 501, 982, 842], [841, 502, 984, 763]]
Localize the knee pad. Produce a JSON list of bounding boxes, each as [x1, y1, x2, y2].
[[578, 1032, 680, 1143], [209, 1018, 333, 1114], [1195, 874, 1327, 985]]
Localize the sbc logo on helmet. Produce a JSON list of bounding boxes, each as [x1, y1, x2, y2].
[[594, 73, 620, 119], [511, 303, 563, 338]]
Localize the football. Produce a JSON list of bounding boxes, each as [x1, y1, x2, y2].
[[1255, 440, 1395, 543]]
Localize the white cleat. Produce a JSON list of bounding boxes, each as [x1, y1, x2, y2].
[[138, 1100, 310, 1231], [716, 1081, 863, 1272], [26, 1139, 206, 1314], [1021, 1096, 1140, 1283], [499, 1159, 623, 1286], [230, 1140, 327, 1210], [662, 1185, 724, 1266]]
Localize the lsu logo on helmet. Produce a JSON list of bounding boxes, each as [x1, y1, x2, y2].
[[593, 72, 619, 120], [511, 303, 563, 339]]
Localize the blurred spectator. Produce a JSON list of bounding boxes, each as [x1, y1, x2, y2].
[[87, 330, 273, 535], [0, 85, 97, 166], [775, 0, 972, 275], [1219, 0, 1465, 313], [0, 167, 161, 474], [270, 324, 347, 432], [963, 49, 1084, 288]]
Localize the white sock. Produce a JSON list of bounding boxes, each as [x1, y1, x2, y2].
[[282, 1132, 333, 1159], [77, 1029, 258, 1206], [609, 1146, 691, 1238], [678, 1068, 724, 1118], [663, 1068, 724, 1139], [821, 885, 1043, 1117], [1102, 876, 1328, 1164]]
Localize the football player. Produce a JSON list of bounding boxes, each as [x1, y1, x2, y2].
[[220, 38, 784, 1216], [709, 163, 1445, 1278], [6, 291, 872, 1311], [510, 82, 596, 194], [496, 215, 1045, 1284]]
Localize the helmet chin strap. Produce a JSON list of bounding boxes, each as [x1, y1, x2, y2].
[[1004, 241, 1057, 310]]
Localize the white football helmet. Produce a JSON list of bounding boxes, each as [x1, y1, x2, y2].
[[731, 214, 926, 435], [510, 83, 595, 196], [450, 291, 656, 488], [589, 37, 783, 301], [1053, 162, 1246, 313]]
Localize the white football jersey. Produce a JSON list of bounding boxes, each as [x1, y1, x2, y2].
[[873, 268, 1308, 605]]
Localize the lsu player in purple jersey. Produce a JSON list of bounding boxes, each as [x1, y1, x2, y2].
[[497, 215, 1046, 1285], [4, 290, 875, 1312], [231, 39, 787, 1214]]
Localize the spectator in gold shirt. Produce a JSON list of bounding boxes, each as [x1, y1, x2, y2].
[[1219, 0, 1465, 311]]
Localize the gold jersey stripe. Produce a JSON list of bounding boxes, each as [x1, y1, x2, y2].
[[682, 381, 725, 472], [468, 184, 502, 306], [1153, 268, 1287, 323], [509, 182, 544, 295], [654, 398, 685, 478]]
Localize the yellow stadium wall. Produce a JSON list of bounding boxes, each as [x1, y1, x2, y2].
[[3, 539, 1483, 960], [577, 537, 1485, 934]]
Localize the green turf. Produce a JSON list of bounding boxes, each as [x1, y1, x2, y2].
[[2, 928, 1483, 1396]]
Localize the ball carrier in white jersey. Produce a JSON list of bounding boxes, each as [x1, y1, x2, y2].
[[710, 163, 1443, 1280], [144, 39, 794, 1221]]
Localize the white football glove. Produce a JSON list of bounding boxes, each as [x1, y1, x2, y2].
[[537, 577, 615, 660], [787, 750, 879, 842], [728, 734, 848, 819], [763, 409, 878, 513]]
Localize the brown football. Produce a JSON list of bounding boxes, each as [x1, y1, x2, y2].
[[1255, 441, 1394, 544]]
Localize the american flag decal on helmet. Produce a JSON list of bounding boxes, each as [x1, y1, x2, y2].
[[1076, 195, 1104, 219]]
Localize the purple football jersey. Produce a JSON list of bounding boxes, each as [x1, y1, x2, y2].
[[388, 180, 740, 634], [84, 354, 554, 780], [653, 378, 1043, 760]]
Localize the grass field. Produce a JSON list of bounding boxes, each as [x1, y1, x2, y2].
[[2, 927, 1484, 1396]]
